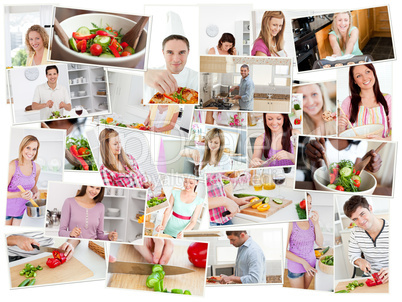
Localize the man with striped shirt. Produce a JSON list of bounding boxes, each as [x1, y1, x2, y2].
[[344, 196, 389, 283]]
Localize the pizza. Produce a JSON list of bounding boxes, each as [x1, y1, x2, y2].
[[149, 87, 198, 104]]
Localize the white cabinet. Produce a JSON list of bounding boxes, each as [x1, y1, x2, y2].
[[235, 21, 251, 56], [253, 100, 290, 112]]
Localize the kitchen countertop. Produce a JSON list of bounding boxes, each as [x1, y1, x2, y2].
[[20, 212, 45, 228]]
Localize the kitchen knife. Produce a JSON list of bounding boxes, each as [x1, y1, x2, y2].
[[108, 261, 195, 275], [222, 198, 265, 217], [31, 244, 66, 254]]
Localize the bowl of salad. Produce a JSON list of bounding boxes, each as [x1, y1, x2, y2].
[[53, 13, 148, 68], [339, 124, 384, 139], [313, 160, 377, 195]]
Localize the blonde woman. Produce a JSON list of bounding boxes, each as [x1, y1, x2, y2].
[[328, 12, 363, 57], [181, 128, 231, 178], [143, 105, 180, 135], [25, 25, 50, 66], [7, 136, 41, 226], [99, 128, 154, 189], [293, 83, 336, 136], [252, 11, 287, 57]]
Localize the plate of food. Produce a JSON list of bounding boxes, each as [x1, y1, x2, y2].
[[149, 87, 198, 104]]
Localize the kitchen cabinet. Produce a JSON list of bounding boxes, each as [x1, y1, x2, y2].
[[316, 24, 333, 59], [354, 10, 370, 51], [235, 20, 251, 56], [373, 6, 391, 36], [253, 99, 290, 112]]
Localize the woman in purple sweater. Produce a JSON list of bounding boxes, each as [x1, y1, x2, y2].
[[59, 186, 118, 241], [286, 193, 323, 289]]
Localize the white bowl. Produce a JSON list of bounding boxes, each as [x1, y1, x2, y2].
[[339, 124, 384, 138], [106, 208, 120, 217], [313, 166, 377, 195], [53, 13, 147, 69], [78, 91, 86, 96]]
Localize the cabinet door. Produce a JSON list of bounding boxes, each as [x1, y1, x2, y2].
[[315, 24, 333, 59], [374, 7, 391, 33], [357, 10, 370, 50], [253, 100, 272, 111]]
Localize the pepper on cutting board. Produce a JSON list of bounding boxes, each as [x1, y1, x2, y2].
[[46, 250, 67, 268]]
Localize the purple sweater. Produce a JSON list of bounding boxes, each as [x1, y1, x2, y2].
[[58, 197, 109, 240]]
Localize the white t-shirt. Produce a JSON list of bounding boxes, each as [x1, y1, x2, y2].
[[197, 148, 231, 179], [153, 108, 169, 128], [32, 82, 71, 120], [325, 140, 368, 163]]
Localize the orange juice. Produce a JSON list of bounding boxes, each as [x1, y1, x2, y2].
[[263, 183, 276, 190], [254, 185, 263, 191]]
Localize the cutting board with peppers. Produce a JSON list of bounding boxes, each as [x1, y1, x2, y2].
[[10, 255, 93, 287], [108, 243, 206, 296], [335, 278, 388, 293], [239, 198, 293, 218]]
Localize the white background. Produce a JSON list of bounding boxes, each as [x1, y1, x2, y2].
[[1, 0, 400, 302]]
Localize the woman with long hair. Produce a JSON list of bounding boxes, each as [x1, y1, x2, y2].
[[25, 25, 50, 66], [99, 128, 155, 189], [250, 114, 299, 168], [59, 185, 118, 241], [293, 83, 337, 136], [251, 11, 287, 57], [7, 135, 41, 226], [328, 12, 363, 57], [339, 64, 391, 140], [208, 33, 237, 55]]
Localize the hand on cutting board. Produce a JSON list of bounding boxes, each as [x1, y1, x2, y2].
[[58, 241, 75, 261], [378, 267, 389, 283], [134, 237, 173, 265], [220, 274, 232, 284]]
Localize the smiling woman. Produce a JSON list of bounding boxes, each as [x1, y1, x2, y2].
[[208, 33, 237, 55], [25, 25, 50, 66]]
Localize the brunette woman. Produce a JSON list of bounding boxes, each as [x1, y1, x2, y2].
[[208, 33, 237, 55]]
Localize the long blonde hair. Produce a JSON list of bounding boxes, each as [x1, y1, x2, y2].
[[331, 12, 353, 52], [257, 11, 285, 56], [18, 135, 40, 164], [201, 128, 225, 170], [25, 25, 49, 55], [99, 128, 135, 173]]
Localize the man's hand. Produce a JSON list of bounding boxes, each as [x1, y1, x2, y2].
[[363, 150, 382, 173], [354, 258, 371, 274], [144, 69, 178, 95], [305, 138, 326, 166], [378, 267, 389, 283], [46, 100, 54, 108], [233, 95, 241, 100], [134, 237, 174, 265], [8, 236, 39, 251], [59, 101, 67, 109], [230, 86, 239, 92], [219, 274, 232, 284]]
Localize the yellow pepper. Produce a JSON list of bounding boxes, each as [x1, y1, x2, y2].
[[315, 250, 321, 257], [257, 203, 270, 212], [252, 201, 263, 209]]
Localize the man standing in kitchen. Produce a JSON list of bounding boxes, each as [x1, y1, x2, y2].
[[229, 64, 255, 111], [32, 65, 71, 121], [220, 230, 266, 284], [344, 195, 389, 283]]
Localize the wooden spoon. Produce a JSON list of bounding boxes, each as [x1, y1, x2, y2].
[[354, 142, 386, 173], [315, 138, 331, 174], [121, 16, 149, 50], [338, 105, 359, 136], [54, 18, 70, 49]]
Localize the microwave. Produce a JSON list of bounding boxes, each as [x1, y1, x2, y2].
[[211, 263, 235, 276]]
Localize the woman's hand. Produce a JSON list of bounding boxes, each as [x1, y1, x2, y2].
[[31, 191, 39, 200], [69, 227, 81, 238], [20, 190, 33, 201], [273, 150, 294, 162], [149, 126, 157, 132], [310, 210, 320, 226], [144, 117, 150, 127], [176, 231, 184, 239], [191, 150, 201, 165], [155, 225, 165, 232], [249, 158, 264, 168], [234, 196, 257, 206], [224, 199, 240, 218], [302, 260, 317, 276], [378, 267, 389, 283], [134, 237, 174, 265], [338, 114, 349, 131], [108, 231, 118, 241], [59, 241, 75, 261]]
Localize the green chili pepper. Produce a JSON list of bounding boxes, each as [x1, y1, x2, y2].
[[146, 272, 162, 288], [171, 289, 184, 294], [27, 279, 36, 286], [152, 264, 163, 273], [18, 279, 30, 287], [154, 280, 164, 292], [335, 290, 350, 293], [183, 290, 191, 295]]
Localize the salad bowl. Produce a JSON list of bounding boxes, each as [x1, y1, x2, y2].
[[339, 124, 384, 139]]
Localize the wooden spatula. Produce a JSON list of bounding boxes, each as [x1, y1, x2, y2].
[[17, 185, 39, 207], [54, 18, 70, 49], [354, 142, 386, 173], [338, 105, 358, 136], [121, 16, 149, 50]]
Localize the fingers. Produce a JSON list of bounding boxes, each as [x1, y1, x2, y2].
[[134, 240, 154, 263], [306, 140, 325, 161], [155, 72, 178, 95], [109, 255, 117, 263], [153, 238, 173, 265]]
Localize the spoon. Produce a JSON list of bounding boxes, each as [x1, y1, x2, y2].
[[338, 105, 359, 136], [315, 138, 331, 175], [54, 18, 70, 49], [121, 16, 149, 50], [354, 142, 386, 173]]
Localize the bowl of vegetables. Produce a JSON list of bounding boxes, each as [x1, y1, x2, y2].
[[318, 255, 334, 275], [53, 13, 148, 68], [313, 160, 377, 195]]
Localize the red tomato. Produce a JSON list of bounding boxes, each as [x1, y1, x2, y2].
[[299, 199, 306, 210], [121, 51, 132, 57], [78, 147, 89, 156], [336, 186, 345, 191], [353, 179, 361, 188], [90, 44, 103, 56], [105, 26, 112, 31], [187, 242, 208, 268], [77, 40, 85, 51]]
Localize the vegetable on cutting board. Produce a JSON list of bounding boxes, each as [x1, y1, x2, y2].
[[187, 242, 208, 268], [46, 250, 67, 268], [365, 272, 383, 287], [145, 264, 191, 295]]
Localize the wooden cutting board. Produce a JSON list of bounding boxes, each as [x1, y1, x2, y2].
[[108, 243, 206, 296], [10, 255, 94, 287], [335, 278, 389, 293], [240, 198, 293, 218]]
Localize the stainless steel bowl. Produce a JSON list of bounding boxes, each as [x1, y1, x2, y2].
[[25, 199, 47, 218]]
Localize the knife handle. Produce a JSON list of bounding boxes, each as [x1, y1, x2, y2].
[[31, 244, 40, 250], [222, 210, 230, 217]]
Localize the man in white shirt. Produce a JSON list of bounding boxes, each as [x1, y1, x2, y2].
[[32, 65, 71, 120], [144, 35, 198, 102]]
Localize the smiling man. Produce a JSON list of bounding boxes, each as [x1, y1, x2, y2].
[[343, 196, 389, 283], [229, 64, 255, 111], [32, 65, 71, 120]]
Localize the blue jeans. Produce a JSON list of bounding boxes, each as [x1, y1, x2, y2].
[[210, 219, 233, 226], [6, 215, 23, 220], [287, 270, 305, 279]]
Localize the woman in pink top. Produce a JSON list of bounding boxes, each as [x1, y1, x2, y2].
[[339, 63, 392, 140], [286, 193, 323, 289], [59, 185, 118, 241], [7, 135, 41, 226]]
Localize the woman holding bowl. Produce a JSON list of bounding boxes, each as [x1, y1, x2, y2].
[[251, 11, 287, 57], [293, 83, 337, 136], [59, 185, 118, 241], [143, 105, 180, 135], [339, 64, 391, 140], [250, 114, 299, 168], [328, 12, 363, 57], [7, 135, 41, 226], [208, 33, 237, 55], [25, 25, 50, 66], [155, 178, 204, 239], [99, 128, 155, 189], [286, 193, 323, 289]]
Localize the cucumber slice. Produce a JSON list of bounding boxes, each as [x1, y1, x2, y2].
[[340, 167, 352, 177], [76, 26, 90, 35], [94, 35, 111, 47], [327, 184, 337, 190], [99, 53, 115, 58], [272, 198, 282, 204], [263, 197, 270, 204], [69, 37, 78, 51]]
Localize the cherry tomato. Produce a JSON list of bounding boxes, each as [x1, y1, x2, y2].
[[78, 147, 89, 156], [336, 186, 345, 191], [105, 26, 112, 31], [121, 51, 131, 57], [90, 43, 103, 56], [353, 179, 361, 188], [187, 242, 208, 268], [299, 199, 306, 210]]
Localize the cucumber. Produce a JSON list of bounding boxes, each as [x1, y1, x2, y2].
[[99, 53, 115, 58], [18, 279, 30, 287], [340, 167, 352, 177], [263, 197, 270, 204], [76, 26, 90, 35], [94, 35, 111, 47], [322, 246, 330, 255], [69, 37, 78, 51], [27, 278, 36, 286], [234, 193, 267, 200], [272, 198, 283, 204], [123, 46, 135, 54], [327, 184, 337, 190]]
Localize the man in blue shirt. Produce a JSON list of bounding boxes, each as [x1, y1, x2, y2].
[[220, 230, 266, 284], [230, 65, 255, 111]]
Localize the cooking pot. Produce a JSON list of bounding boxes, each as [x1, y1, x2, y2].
[[25, 199, 46, 218]]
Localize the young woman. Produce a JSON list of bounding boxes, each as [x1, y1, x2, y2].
[[99, 128, 155, 189], [251, 11, 287, 57], [208, 33, 237, 55], [143, 105, 180, 135], [181, 128, 231, 178], [339, 64, 391, 140], [293, 83, 337, 136], [25, 25, 50, 66], [328, 12, 363, 57], [286, 193, 323, 289], [155, 178, 204, 239], [7, 136, 41, 226], [250, 114, 299, 168], [58, 186, 118, 241]]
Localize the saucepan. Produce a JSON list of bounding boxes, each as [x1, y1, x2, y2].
[[25, 199, 47, 218]]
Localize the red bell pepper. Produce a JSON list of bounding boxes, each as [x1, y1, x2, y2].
[[163, 94, 178, 103], [96, 30, 115, 37], [110, 38, 123, 52], [187, 242, 208, 268], [46, 258, 61, 268], [53, 250, 67, 264], [108, 44, 121, 57], [120, 42, 129, 48], [372, 273, 383, 285], [72, 32, 96, 40], [70, 145, 89, 170], [330, 173, 336, 184], [365, 279, 377, 287]]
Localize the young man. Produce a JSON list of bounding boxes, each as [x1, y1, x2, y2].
[[220, 230, 266, 284], [32, 65, 71, 120], [230, 64, 255, 111], [144, 34, 198, 102], [343, 195, 389, 283]]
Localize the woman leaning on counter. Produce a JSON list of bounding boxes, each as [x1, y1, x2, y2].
[[208, 33, 237, 55]]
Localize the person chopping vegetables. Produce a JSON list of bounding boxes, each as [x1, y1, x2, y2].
[[220, 230, 266, 284], [32, 65, 71, 121], [229, 64, 254, 111], [343, 196, 389, 283]]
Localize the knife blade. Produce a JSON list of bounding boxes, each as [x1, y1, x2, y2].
[[222, 197, 265, 217], [31, 244, 66, 254], [108, 261, 195, 275]]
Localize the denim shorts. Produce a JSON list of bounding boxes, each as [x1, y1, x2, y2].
[[210, 219, 233, 226], [287, 270, 305, 279], [6, 215, 24, 220]]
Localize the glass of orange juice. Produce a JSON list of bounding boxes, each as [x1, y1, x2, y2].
[[262, 169, 276, 190], [252, 171, 263, 191]]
